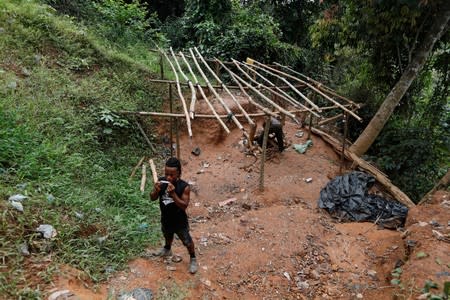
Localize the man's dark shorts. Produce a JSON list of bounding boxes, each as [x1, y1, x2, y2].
[[162, 224, 193, 247]]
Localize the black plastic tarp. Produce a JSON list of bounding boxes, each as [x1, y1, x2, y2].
[[318, 171, 408, 229]]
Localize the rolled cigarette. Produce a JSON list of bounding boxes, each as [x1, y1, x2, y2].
[[159, 180, 170, 184]]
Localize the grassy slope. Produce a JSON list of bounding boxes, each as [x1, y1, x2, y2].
[[0, 1, 167, 298]]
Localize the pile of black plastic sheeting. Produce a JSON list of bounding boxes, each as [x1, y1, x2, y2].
[[318, 171, 408, 229]]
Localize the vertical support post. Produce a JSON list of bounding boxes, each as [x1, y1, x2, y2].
[[259, 115, 271, 192], [159, 53, 164, 79], [215, 61, 220, 86], [339, 112, 349, 174], [176, 118, 181, 160], [169, 83, 174, 158], [248, 122, 257, 150], [307, 112, 313, 140]]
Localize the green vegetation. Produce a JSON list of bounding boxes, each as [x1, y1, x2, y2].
[[0, 0, 167, 298]]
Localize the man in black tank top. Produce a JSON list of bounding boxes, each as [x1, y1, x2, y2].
[[150, 157, 198, 274]]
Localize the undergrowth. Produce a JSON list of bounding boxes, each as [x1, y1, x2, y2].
[[0, 0, 168, 298]]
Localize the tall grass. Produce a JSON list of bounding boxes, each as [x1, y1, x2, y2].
[[0, 0, 168, 298]]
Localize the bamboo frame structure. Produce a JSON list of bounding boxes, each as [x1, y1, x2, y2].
[[119, 48, 365, 192]]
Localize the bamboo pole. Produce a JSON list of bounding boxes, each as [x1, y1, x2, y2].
[[339, 112, 349, 174], [129, 156, 146, 181], [318, 113, 344, 126], [135, 119, 156, 153], [196, 83, 231, 134], [188, 48, 244, 131], [180, 50, 230, 133], [218, 60, 298, 123], [149, 159, 158, 184], [118, 104, 352, 119], [169, 83, 174, 157], [240, 59, 321, 112], [193, 48, 254, 126], [159, 48, 193, 137], [259, 115, 271, 191], [248, 123, 257, 150], [140, 163, 147, 192], [254, 60, 362, 122], [170, 47, 197, 119], [179, 52, 200, 117], [234, 60, 321, 118], [274, 63, 359, 107], [146, 78, 305, 91], [176, 118, 180, 159], [216, 60, 279, 118]]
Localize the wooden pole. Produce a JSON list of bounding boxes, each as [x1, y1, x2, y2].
[[118, 104, 352, 119], [307, 112, 313, 140], [339, 112, 349, 174], [129, 156, 145, 181], [216, 59, 279, 118], [179, 51, 199, 117], [254, 60, 362, 122], [176, 118, 180, 160], [189, 48, 245, 131], [259, 115, 271, 191], [149, 159, 158, 184], [169, 83, 174, 157], [170, 47, 197, 119], [234, 60, 320, 118], [248, 123, 257, 150], [159, 53, 164, 79], [135, 119, 156, 153], [146, 78, 305, 91], [193, 48, 254, 126], [140, 163, 147, 192], [218, 60, 298, 123], [312, 127, 415, 208], [274, 63, 360, 107], [160, 48, 193, 137], [240, 59, 321, 112]]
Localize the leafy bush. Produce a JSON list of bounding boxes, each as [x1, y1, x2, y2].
[[369, 122, 446, 202]]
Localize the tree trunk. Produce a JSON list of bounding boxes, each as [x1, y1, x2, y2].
[[418, 169, 450, 205], [350, 6, 450, 156]]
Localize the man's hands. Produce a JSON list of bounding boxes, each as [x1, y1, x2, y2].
[[166, 182, 175, 195]]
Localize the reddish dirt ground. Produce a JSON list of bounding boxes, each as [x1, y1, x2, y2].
[[52, 96, 450, 299]]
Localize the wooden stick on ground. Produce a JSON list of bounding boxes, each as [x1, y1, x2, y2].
[[135, 120, 156, 153], [149, 159, 158, 184], [140, 163, 147, 192], [129, 156, 146, 181]]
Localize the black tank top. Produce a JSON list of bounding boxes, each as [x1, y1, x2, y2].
[[158, 177, 189, 231]]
